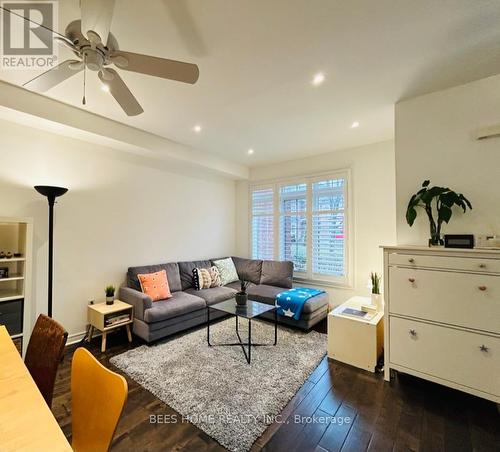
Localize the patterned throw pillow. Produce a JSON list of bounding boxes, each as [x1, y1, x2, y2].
[[193, 267, 212, 290], [193, 266, 222, 290], [213, 258, 239, 286], [137, 270, 172, 302], [208, 266, 222, 288]]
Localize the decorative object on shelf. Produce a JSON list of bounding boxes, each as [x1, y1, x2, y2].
[[5, 252, 12, 259], [105, 285, 116, 305], [34, 185, 69, 318], [370, 272, 383, 311], [13, 252, 21, 258], [235, 280, 249, 306], [406, 180, 472, 246], [0, 251, 5, 259], [0, 267, 8, 279], [476, 235, 500, 250], [444, 234, 475, 249]]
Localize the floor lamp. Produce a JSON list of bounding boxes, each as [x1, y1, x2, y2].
[[34, 185, 68, 318]]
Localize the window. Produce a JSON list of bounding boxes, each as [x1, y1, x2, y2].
[[279, 183, 307, 273], [250, 171, 351, 286], [251, 187, 274, 260]]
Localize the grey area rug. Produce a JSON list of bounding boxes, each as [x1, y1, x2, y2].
[[110, 318, 327, 452]]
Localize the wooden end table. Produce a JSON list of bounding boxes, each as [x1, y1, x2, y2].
[[87, 300, 133, 352]]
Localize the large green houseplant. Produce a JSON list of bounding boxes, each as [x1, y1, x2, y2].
[[406, 180, 472, 246]]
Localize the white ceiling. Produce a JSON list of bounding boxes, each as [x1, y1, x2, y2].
[[2, 0, 500, 167]]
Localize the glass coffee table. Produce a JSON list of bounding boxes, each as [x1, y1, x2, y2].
[[207, 298, 277, 364]]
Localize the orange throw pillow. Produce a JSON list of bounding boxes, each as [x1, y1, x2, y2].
[[137, 270, 172, 302]]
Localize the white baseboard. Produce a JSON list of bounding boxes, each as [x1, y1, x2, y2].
[[66, 327, 102, 346]]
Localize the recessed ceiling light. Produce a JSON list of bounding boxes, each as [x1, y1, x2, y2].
[[247, 148, 254, 155], [101, 84, 110, 93], [351, 121, 360, 128], [193, 124, 202, 133], [312, 72, 325, 86]]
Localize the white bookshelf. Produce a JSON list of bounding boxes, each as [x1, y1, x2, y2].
[[0, 218, 33, 355]]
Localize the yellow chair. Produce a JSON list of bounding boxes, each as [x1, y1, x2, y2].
[[71, 347, 128, 452]]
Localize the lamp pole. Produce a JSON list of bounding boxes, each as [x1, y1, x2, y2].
[[34, 186, 68, 318]]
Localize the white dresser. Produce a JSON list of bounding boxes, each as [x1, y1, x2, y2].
[[382, 245, 500, 403]]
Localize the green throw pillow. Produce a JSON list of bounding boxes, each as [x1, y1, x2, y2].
[[213, 258, 239, 286]]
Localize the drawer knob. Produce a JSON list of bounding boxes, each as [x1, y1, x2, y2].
[[408, 278, 415, 283], [409, 329, 417, 337], [479, 345, 489, 353], [478, 286, 487, 291], [479, 264, 486, 269], [408, 258, 415, 263]]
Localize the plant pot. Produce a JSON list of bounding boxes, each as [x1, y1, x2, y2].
[[106, 296, 114, 305], [371, 293, 383, 312], [235, 292, 248, 306]]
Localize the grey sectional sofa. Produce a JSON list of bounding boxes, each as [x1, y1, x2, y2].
[[119, 256, 329, 343]]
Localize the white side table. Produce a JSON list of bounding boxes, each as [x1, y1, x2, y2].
[[327, 296, 384, 372]]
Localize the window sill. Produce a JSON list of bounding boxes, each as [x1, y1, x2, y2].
[[293, 277, 353, 290]]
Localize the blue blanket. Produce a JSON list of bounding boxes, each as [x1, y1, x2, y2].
[[275, 287, 325, 320]]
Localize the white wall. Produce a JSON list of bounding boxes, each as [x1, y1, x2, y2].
[[0, 119, 236, 341], [236, 140, 397, 307], [396, 74, 500, 244]]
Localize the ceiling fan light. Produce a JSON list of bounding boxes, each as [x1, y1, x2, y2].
[[101, 83, 110, 92]]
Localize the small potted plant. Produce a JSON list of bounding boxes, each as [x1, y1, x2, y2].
[[105, 285, 115, 305], [370, 272, 383, 311], [235, 280, 249, 306]]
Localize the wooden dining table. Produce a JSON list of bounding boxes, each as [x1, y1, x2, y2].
[[0, 325, 72, 451]]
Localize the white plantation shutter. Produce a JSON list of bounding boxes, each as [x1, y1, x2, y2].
[[251, 187, 274, 260], [279, 183, 307, 272], [312, 178, 346, 277], [250, 171, 350, 286]]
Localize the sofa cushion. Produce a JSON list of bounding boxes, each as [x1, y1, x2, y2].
[[212, 257, 239, 286], [128, 262, 182, 293], [185, 286, 237, 306], [178, 260, 212, 290], [247, 284, 284, 305], [232, 257, 263, 285], [300, 292, 330, 314], [144, 291, 206, 323], [225, 280, 256, 291], [248, 285, 329, 314], [138, 270, 172, 302], [260, 260, 293, 288]]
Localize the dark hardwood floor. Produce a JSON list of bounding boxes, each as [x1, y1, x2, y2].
[[51, 320, 500, 452]]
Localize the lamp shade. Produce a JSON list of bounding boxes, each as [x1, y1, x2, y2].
[[34, 186, 68, 200]]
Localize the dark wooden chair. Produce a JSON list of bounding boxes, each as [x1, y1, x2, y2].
[[25, 314, 68, 407]]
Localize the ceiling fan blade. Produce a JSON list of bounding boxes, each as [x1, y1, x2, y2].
[[110, 51, 199, 84], [54, 36, 77, 52], [80, 0, 116, 47], [23, 60, 83, 92], [98, 68, 143, 116]]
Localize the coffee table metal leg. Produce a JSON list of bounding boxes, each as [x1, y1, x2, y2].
[[274, 308, 278, 345], [207, 307, 211, 346], [248, 318, 252, 364]]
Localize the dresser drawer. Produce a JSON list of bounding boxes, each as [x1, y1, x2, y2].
[[389, 267, 500, 333], [390, 317, 500, 397], [0, 299, 23, 336], [388, 253, 500, 274]]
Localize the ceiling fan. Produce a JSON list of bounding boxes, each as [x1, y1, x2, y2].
[[19, 0, 199, 116]]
